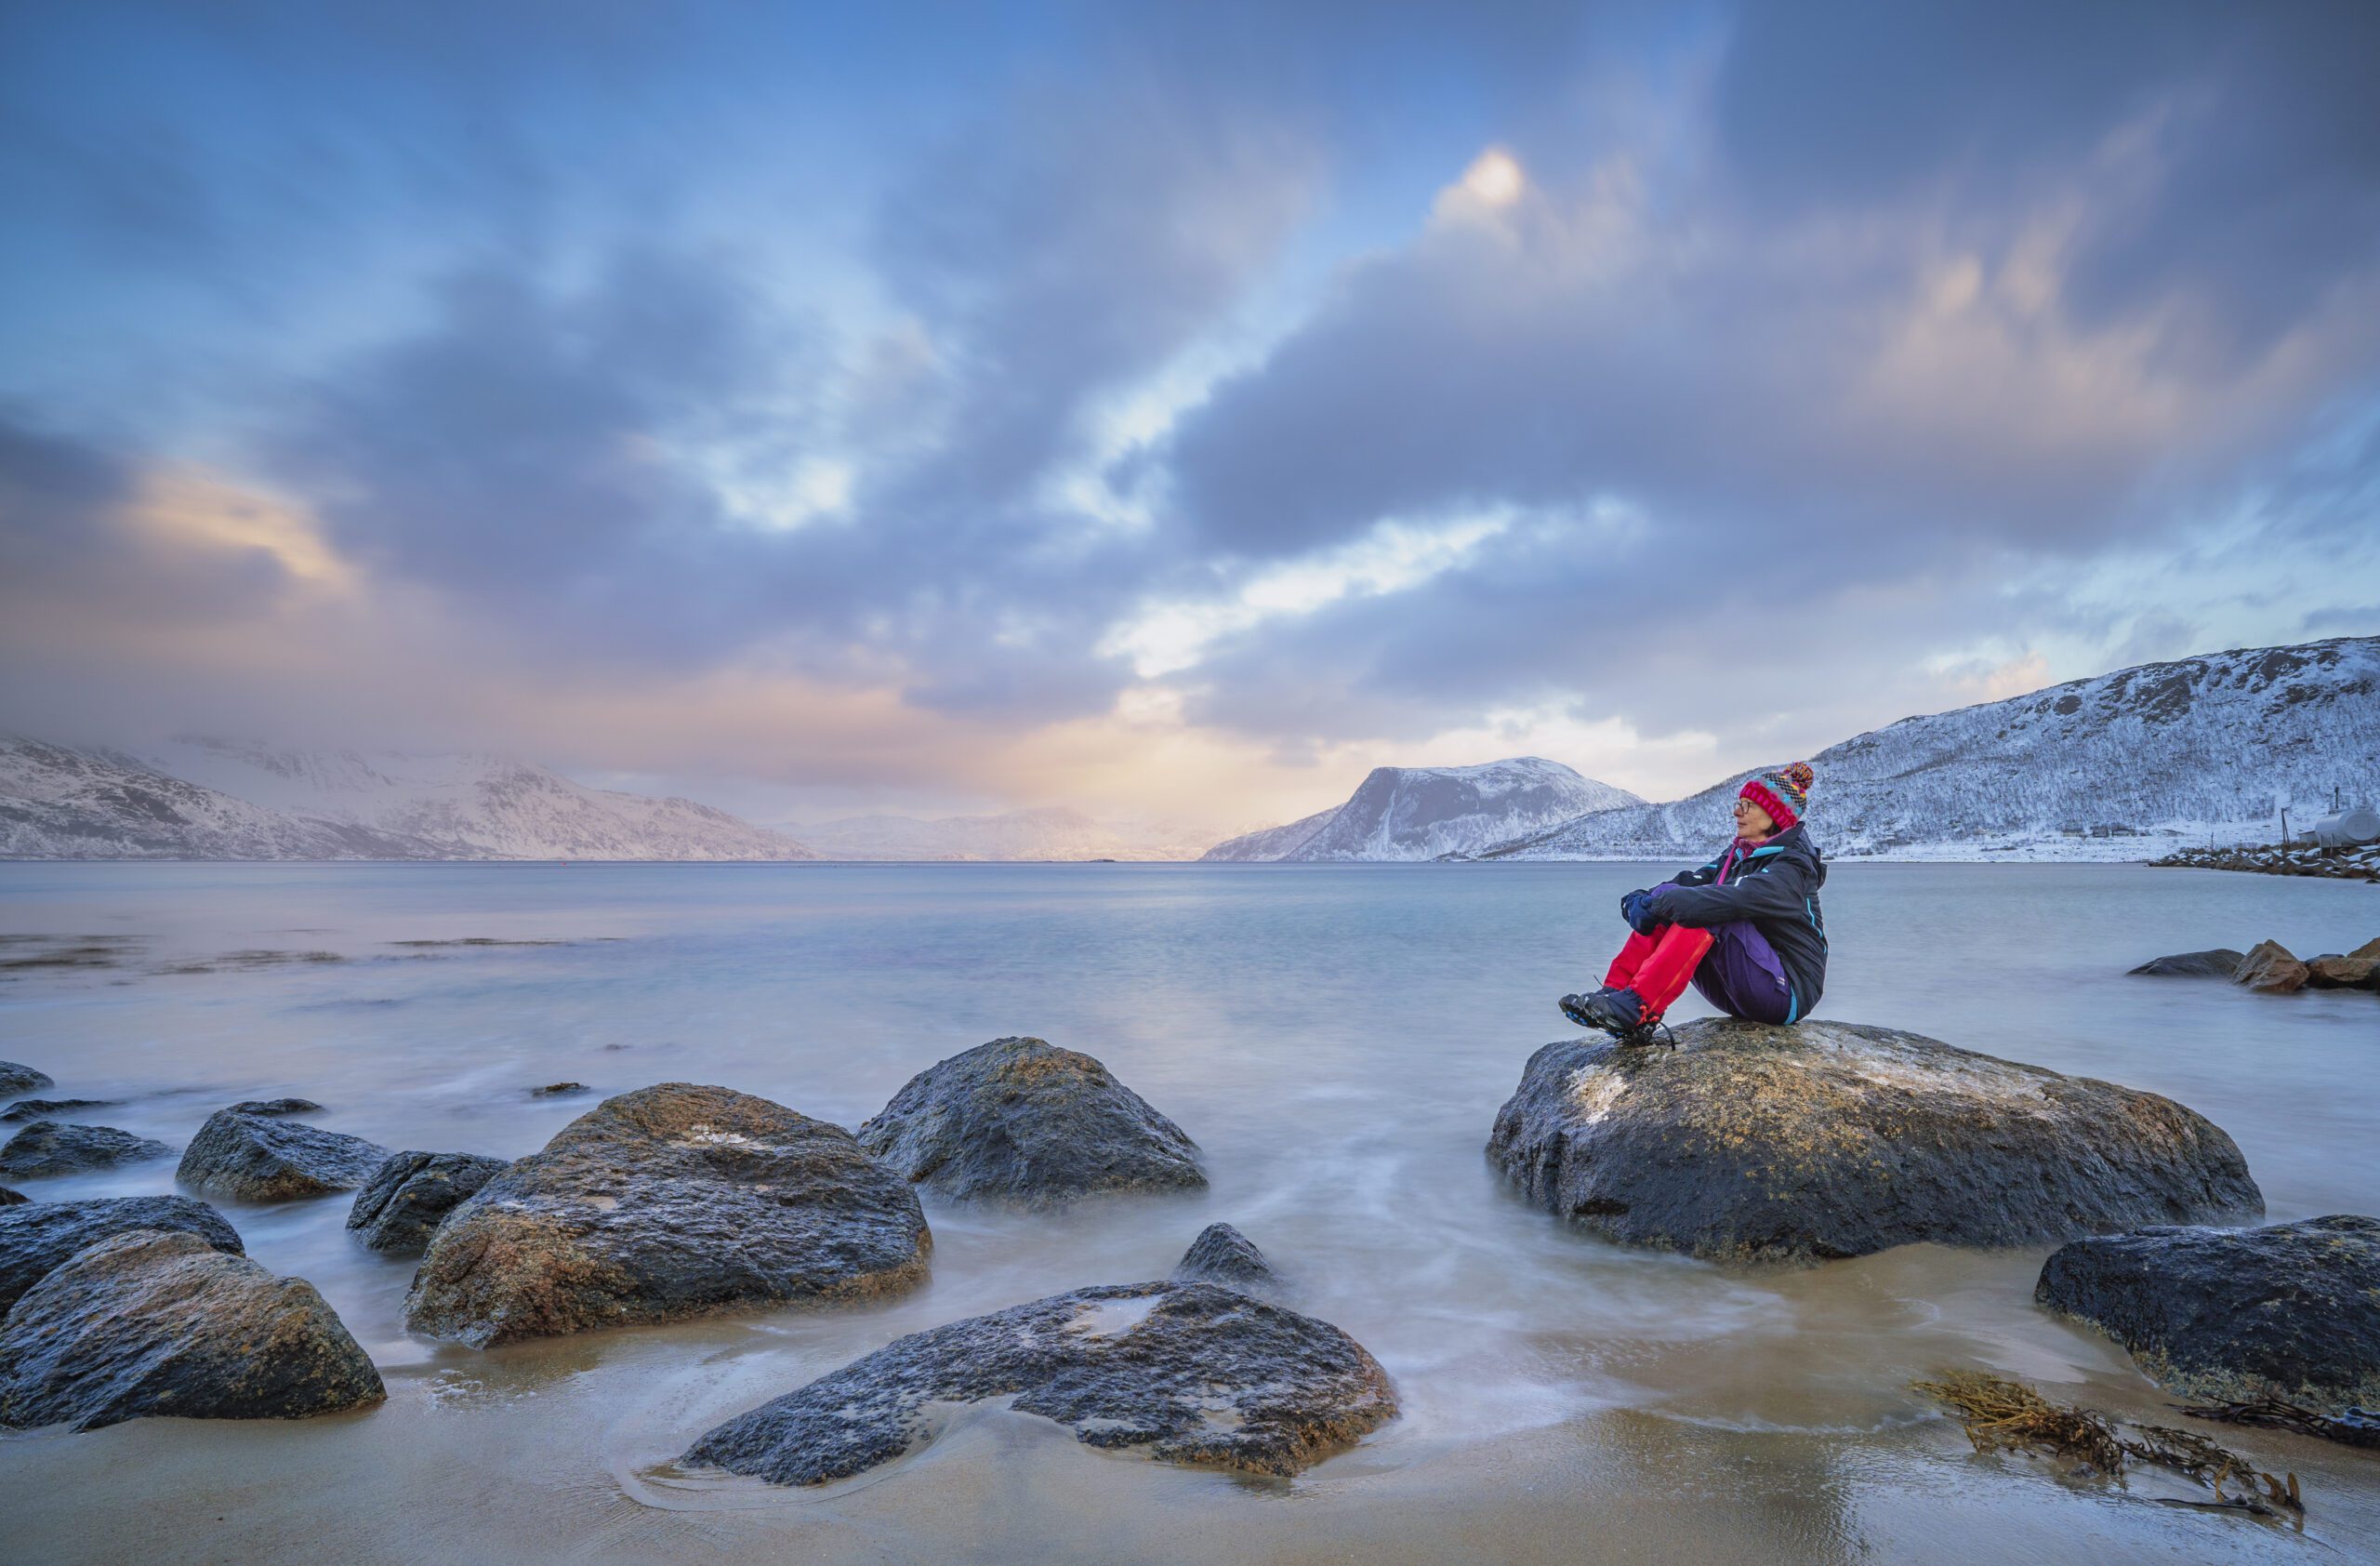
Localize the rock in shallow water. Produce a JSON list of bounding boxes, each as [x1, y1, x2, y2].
[[1171, 1222, 1282, 1294], [1, 1098, 120, 1123], [0, 1188, 22, 1206], [404, 1082, 930, 1347], [346, 1150, 508, 1254], [0, 1121, 172, 1180], [1, 1194, 245, 1311], [0, 1061, 53, 1097], [2232, 940, 2308, 993], [226, 1097, 324, 1117], [1487, 1018, 2262, 1263], [177, 1109, 390, 1201], [2036, 1214, 2380, 1414], [0, 1229, 384, 1431], [685, 1281, 1395, 1484], [2126, 949, 2246, 978], [2305, 955, 2378, 990], [857, 1036, 1204, 1202]]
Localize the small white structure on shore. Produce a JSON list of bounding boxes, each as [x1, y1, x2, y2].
[[2313, 804, 2380, 848]]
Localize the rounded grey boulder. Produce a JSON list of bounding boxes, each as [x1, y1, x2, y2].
[[403, 1082, 931, 1347], [1, 1194, 245, 1311], [177, 1108, 390, 1201], [0, 1061, 53, 1097], [346, 1150, 508, 1254], [685, 1280, 1395, 1484], [2036, 1214, 2380, 1415], [0, 1228, 384, 1431], [1172, 1222, 1283, 1295], [857, 1036, 1204, 1202], [226, 1097, 325, 1117], [0, 1121, 172, 1180], [1488, 1018, 2263, 1263]]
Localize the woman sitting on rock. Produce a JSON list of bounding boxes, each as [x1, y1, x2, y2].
[[1560, 763, 1828, 1046]]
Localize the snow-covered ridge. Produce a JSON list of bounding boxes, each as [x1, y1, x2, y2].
[[1482, 636, 2380, 861], [1203, 757, 1643, 861], [0, 736, 815, 861]]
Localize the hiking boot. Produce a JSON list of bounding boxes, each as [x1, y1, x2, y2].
[[1558, 992, 1601, 1029], [1573, 987, 1651, 1039]]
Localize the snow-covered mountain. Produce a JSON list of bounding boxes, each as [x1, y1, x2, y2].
[[784, 805, 1211, 861], [1202, 758, 1642, 861], [1, 736, 815, 860], [1483, 636, 2380, 861]]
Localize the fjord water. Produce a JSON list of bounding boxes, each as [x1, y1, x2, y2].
[[2, 860, 2374, 1564]]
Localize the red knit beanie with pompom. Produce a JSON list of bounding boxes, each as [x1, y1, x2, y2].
[[1739, 762, 1813, 832]]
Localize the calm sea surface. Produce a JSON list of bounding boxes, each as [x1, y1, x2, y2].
[[2, 860, 2374, 1564]]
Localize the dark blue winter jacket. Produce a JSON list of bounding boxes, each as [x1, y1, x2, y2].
[[1643, 822, 1829, 1017]]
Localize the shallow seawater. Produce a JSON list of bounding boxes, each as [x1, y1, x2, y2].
[[0, 860, 2374, 1564]]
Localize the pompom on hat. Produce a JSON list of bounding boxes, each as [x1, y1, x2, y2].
[[1739, 762, 1813, 832]]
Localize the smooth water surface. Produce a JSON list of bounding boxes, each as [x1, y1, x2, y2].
[[1, 861, 2374, 1564]]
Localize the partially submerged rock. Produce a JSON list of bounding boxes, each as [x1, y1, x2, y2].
[[0, 1121, 171, 1180], [2232, 940, 2308, 994], [177, 1108, 390, 1201], [857, 1036, 1204, 1202], [1, 1194, 245, 1312], [0, 1097, 119, 1123], [685, 1281, 1395, 1484], [2036, 1215, 2380, 1415], [2305, 955, 2378, 990], [404, 1082, 930, 1347], [346, 1150, 508, 1254], [0, 1061, 55, 1097], [0, 1229, 384, 1431], [529, 1082, 588, 1098], [2126, 949, 2245, 978], [226, 1097, 324, 1117], [1488, 1018, 2262, 1263], [0, 1188, 22, 1206], [1172, 1222, 1283, 1294]]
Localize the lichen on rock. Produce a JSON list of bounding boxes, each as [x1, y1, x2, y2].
[[1488, 1018, 2262, 1263], [403, 1082, 930, 1347]]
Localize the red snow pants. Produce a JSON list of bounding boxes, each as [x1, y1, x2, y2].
[[1601, 924, 1715, 1018]]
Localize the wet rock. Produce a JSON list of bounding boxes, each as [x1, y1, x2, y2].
[[176, 1109, 390, 1201], [0, 1121, 172, 1180], [2126, 949, 2246, 978], [345, 1150, 508, 1254], [1487, 1018, 2263, 1264], [0, 1062, 53, 1097], [0, 1229, 384, 1431], [2037, 1215, 2380, 1414], [857, 1037, 1205, 1202], [1171, 1223, 1282, 1294], [529, 1082, 587, 1097], [685, 1280, 1395, 1484], [2305, 955, 2378, 990], [404, 1082, 930, 1347], [226, 1097, 324, 1117], [2232, 939, 2308, 994], [0, 1098, 119, 1123], [0, 1188, 22, 1206], [0, 1194, 245, 1311]]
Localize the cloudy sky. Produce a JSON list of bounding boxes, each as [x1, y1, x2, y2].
[[3, 1, 2375, 830]]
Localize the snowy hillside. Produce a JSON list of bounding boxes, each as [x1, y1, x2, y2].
[[1203, 758, 1642, 861], [1, 736, 816, 860], [0, 737, 434, 859], [785, 805, 1211, 861], [1484, 637, 2380, 861]]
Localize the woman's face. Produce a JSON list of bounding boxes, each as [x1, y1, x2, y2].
[[1732, 796, 1777, 839]]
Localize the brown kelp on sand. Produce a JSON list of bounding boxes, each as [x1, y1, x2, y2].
[[1913, 1371, 2305, 1521]]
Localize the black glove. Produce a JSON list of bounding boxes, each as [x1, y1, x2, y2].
[[1620, 888, 1659, 936]]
